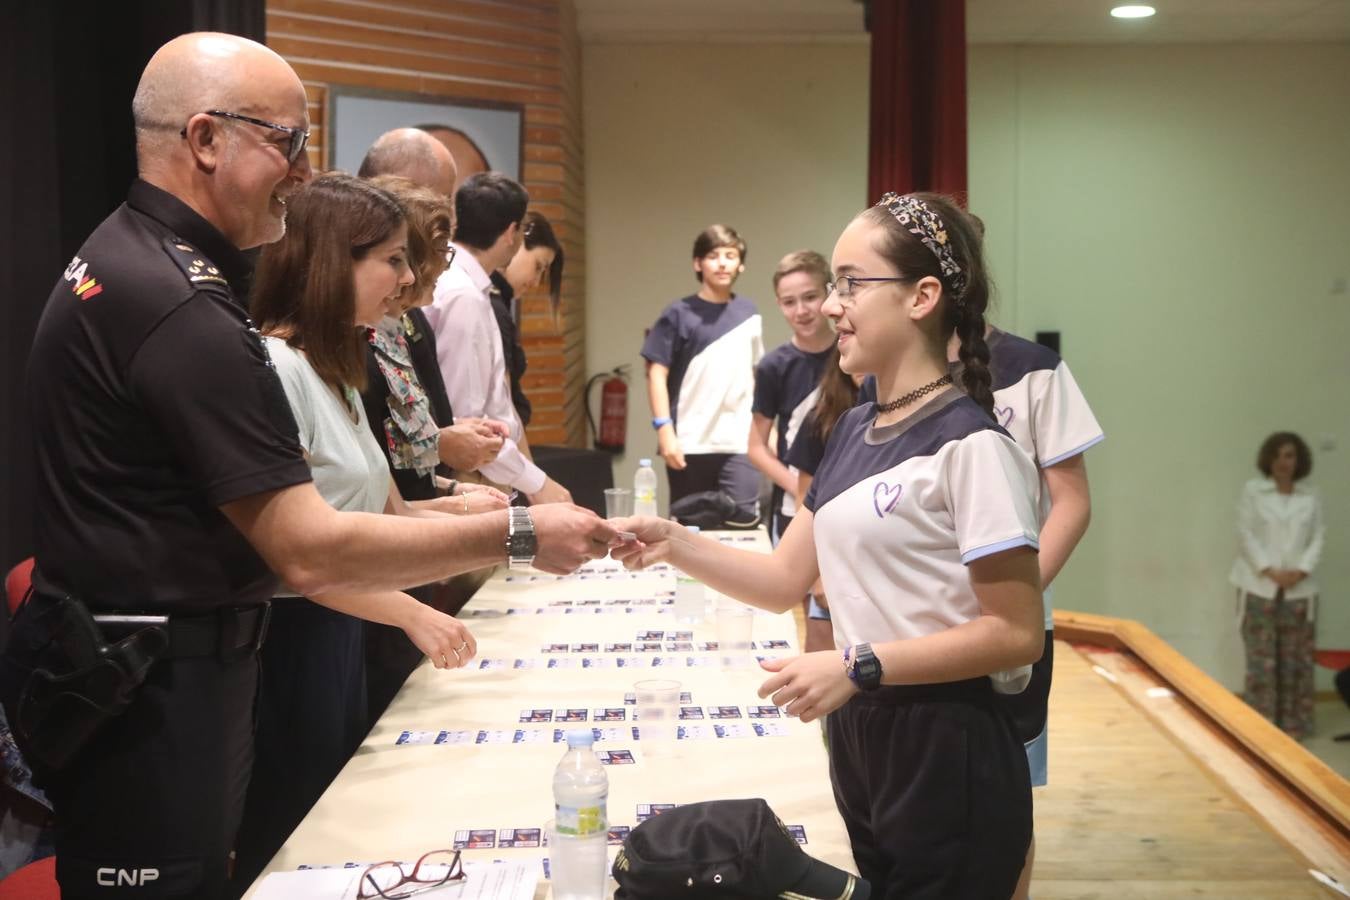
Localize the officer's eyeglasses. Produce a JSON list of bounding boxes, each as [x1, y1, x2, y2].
[[181, 110, 311, 164], [825, 274, 910, 308], [357, 849, 465, 899]]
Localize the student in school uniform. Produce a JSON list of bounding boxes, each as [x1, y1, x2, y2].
[[785, 347, 861, 654], [748, 250, 836, 544], [615, 192, 1044, 899], [642, 225, 764, 523], [859, 307, 1102, 894]]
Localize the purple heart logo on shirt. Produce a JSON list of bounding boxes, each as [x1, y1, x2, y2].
[[994, 405, 1015, 428], [873, 482, 903, 518]]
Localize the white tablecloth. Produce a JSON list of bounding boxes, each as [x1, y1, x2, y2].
[[244, 530, 856, 899]]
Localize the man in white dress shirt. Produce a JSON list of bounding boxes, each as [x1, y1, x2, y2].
[[424, 172, 571, 503]]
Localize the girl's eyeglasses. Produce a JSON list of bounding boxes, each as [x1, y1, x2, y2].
[[825, 275, 909, 307]]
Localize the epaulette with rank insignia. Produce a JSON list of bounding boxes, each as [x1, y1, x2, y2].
[[162, 238, 230, 291]]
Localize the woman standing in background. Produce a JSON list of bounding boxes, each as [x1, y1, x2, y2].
[[1230, 431, 1324, 739]]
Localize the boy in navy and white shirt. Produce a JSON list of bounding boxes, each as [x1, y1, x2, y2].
[[859, 327, 1103, 785], [642, 225, 764, 523], [749, 250, 836, 543]]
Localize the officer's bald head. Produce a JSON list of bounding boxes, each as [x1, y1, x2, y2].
[[131, 33, 311, 250], [358, 128, 457, 199], [132, 33, 305, 169]]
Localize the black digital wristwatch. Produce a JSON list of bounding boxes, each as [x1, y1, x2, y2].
[[843, 642, 882, 692]]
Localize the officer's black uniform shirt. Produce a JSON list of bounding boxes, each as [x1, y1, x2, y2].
[[28, 179, 313, 612]]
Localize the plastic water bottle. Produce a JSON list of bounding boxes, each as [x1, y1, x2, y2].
[[633, 458, 658, 517], [673, 527, 704, 623], [551, 730, 608, 899]]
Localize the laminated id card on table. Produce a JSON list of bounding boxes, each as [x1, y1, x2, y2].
[[251, 859, 537, 900]]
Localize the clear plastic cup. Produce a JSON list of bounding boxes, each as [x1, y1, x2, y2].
[[604, 488, 633, 518], [715, 601, 754, 668], [633, 678, 681, 752]]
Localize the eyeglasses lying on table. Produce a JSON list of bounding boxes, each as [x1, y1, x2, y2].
[[358, 849, 466, 899]]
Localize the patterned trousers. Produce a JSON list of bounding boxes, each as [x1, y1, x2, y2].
[[1240, 592, 1315, 739]]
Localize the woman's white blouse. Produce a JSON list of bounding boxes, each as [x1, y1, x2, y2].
[[1228, 477, 1324, 601], [264, 338, 390, 598]]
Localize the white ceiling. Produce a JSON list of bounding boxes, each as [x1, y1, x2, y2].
[[575, 0, 1350, 44]]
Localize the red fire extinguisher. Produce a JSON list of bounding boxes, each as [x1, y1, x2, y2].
[[586, 365, 629, 454]]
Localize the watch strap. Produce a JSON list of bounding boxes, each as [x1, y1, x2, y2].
[[506, 507, 536, 570]]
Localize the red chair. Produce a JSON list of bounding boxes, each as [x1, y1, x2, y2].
[[0, 856, 57, 899], [1314, 649, 1350, 672], [5, 558, 34, 618], [0, 559, 56, 897], [1314, 650, 1350, 742]]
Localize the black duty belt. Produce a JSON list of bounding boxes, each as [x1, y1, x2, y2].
[[92, 603, 272, 661]]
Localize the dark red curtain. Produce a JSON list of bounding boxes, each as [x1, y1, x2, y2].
[[867, 0, 967, 203]]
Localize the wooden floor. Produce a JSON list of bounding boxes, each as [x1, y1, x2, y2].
[[793, 610, 1348, 897], [1034, 640, 1346, 898]]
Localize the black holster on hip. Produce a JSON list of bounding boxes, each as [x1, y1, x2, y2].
[[4, 594, 167, 778]]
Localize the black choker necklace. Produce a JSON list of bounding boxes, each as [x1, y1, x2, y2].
[[876, 374, 953, 414]]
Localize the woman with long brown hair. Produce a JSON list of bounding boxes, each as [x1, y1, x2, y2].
[[490, 209, 565, 426], [236, 173, 481, 882]]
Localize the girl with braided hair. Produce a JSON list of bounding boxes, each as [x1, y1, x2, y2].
[[857, 206, 1105, 891], [612, 192, 1044, 899]]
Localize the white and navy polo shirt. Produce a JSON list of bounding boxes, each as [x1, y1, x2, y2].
[[860, 330, 1103, 628], [806, 389, 1041, 652], [979, 329, 1104, 473], [752, 342, 832, 517], [641, 295, 763, 455]]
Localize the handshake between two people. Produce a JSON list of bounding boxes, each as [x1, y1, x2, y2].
[[399, 504, 640, 671], [536, 510, 678, 573], [527, 503, 638, 574]]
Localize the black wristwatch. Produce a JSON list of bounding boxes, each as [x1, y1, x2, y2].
[[505, 507, 537, 571], [843, 642, 882, 692]]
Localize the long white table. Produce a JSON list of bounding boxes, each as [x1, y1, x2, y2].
[[245, 531, 856, 898]]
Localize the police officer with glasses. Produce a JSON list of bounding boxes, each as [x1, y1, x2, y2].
[[0, 32, 614, 900]]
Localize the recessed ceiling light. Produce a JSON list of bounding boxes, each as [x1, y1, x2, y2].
[[1111, 5, 1156, 18]]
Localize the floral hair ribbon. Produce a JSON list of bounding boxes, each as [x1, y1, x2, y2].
[[875, 192, 967, 300]]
